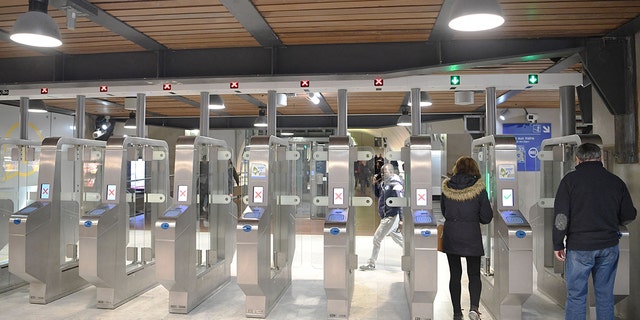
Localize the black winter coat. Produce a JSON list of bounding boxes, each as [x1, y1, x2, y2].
[[440, 174, 493, 257]]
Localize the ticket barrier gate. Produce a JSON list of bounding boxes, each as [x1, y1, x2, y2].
[[9, 137, 105, 303], [536, 134, 630, 318], [155, 136, 235, 313], [0, 139, 40, 293], [386, 136, 438, 320], [313, 136, 373, 319], [472, 135, 532, 319], [237, 136, 299, 318], [79, 137, 170, 308]]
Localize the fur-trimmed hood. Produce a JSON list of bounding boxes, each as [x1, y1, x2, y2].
[[441, 174, 486, 202]]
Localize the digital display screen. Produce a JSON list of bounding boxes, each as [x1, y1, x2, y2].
[[413, 210, 433, 224], [164, 205, 188, 218], [416, 188, 428, 206], [253, 186, 264, 203], [177, 185, 188, 202], [333, 187, 344, 205], [500, 210, 527, 225], [501, 188, 514, 207], [40, 183, 50, 199], [243, 206, 265, 219], [19, 202, 47, 214], [87, 204, 116, 216], [106, 184, 117, 201], [327, 209, 347, 222]]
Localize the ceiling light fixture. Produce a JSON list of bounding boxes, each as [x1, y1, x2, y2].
[[307, 92, 320, 105], [124, 112, 136, 129], [10, 0, 63, 47], [208, 94, 225, 110], [448, 0, 505, 32], [396, 106, 412, 127], [254, 108, 268, 128], [407, 91, 433, 107], [499, 109, 509, 121]]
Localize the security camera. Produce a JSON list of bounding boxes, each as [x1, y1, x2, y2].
[[526, 113, 539, 123]]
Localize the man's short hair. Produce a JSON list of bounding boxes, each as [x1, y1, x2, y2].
[[576, 143, 601, 161]]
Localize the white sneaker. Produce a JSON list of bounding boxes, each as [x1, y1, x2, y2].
[[359, 263, 375, 271], [468, 310, 481, 320]]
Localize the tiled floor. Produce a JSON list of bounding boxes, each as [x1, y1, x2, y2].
[[0, 232, 565, 320]]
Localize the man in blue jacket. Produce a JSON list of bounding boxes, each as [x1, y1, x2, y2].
[[360, 163, 403, 271], [553, 143, 636, 320]]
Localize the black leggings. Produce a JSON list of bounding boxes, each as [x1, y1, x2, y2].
[[446, 254, 481, 314]]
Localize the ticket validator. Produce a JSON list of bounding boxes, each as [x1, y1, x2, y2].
[[472, 135, 532, 319], [388, 136, 438, 320], [155, 136, 235, 313], [79, 137, 170, 308], [0, 139, 40, 293], [536, 134, 630, 318], [314, 136, 373, 319], [10, 137, 105, 303], [237, 136, 299, 318]]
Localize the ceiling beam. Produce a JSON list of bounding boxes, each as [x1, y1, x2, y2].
[[218, 0, 282, 47], [50, 0, 166, 51], [0, 39, 584, 84]]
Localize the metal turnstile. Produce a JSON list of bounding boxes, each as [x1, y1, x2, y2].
[[313, 136, 372, 319], [155, 136, 236, 313], [535, 134, 630, 318], [472, 135, 532, 319], [79, 137, 170, 308], [237, 136, 299, 318], [0, 139, 40, 293], [389, 136, 438, 320], [9, 137, 105, 303]]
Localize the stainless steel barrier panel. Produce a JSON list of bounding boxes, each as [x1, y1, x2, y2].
[[9, 137, 105, 303], [237, 135, 299, 318], [0, 139, 40, 293], [472, 135, 532, 319], [396, 136, 437, 320], [314, 136, 372, 319], [535, 134, 629, 318], [79, 137, 170, 308], [155, 136, 235, 313]]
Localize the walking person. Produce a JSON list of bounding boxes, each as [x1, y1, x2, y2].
[[553, 143, 636, 320], [359, 163, 403, 271], [441, 156, 493, 320]]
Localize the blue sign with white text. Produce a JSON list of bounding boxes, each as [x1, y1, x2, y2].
[[502, 123, 551, 171]]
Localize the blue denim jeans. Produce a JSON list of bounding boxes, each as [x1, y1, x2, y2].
[[565, 245, 619, 320]]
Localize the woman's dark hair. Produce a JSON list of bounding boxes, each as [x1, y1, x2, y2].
[[452, 156, 481, 178]]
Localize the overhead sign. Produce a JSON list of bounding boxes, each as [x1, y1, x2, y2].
[[374, 78, 383, 86], [503, 123, 552, 171]]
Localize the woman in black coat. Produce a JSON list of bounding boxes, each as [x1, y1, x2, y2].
[[441, 156, 493, 320]]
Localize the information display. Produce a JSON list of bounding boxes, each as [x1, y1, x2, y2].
[[500, 210, 527, 226], [327, 208, 347, 223], [40, 183, 50, 199], [163, 205, 188, 218], [501, 188, 514, 207], [413, 209, 434, 224]]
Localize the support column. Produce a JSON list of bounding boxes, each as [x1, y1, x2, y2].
[[410, 88, 422, 135], [559, 85, 576, 136], [485, 87, 497, 136], [200, 92, 210, 137], [267, 90, 277, 136], [337, 89, 348, 136], [136, 93, 146, 138], [19, 97, 28, 140], [75, 95, 85, 139]]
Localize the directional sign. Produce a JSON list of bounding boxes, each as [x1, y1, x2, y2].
[[528, 74, 539, 85], [374, 78, 384, 86], [41, 87, 49, 94], [300, 80, 310, 87], [162, 83, 172, 90], [99, 85, 108, 92], [503, 123, 552, 171], [450, 75, 461, 86], [230, 82, 239, 89]]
